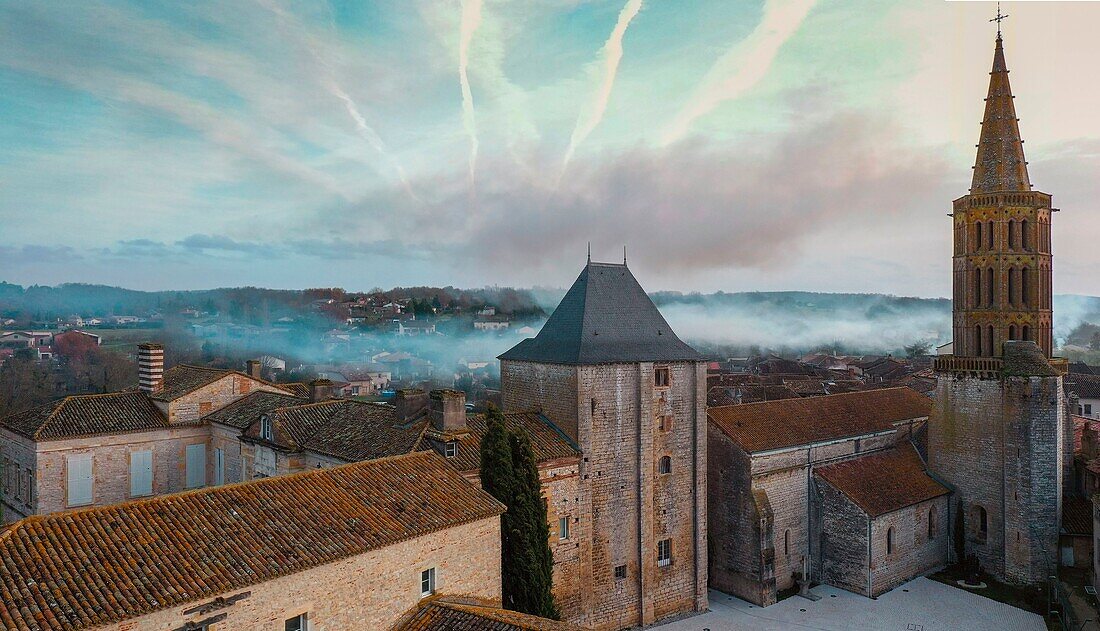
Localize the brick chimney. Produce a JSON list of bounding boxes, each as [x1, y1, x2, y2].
[[309, 378, 333, 403], [429, 389, 467, 434], [395, 388, 429, 422], [246, 359, 262, 380], [137, 343, 164, 394]]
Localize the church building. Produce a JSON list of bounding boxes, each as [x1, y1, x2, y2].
[[499, 259, 709, 629], [929, 29, 1070, 585]]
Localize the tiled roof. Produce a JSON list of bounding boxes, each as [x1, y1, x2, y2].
[[203, 390, 306, 429], [1067, 374, 1100, 399], [418, 411, 581, 473], [499, 262, 701, 365], [0, 392, 166, 441], [397, 596, 581, 630], [284, 400, 426, 461], [815, 444, 949, 517], [279, 382, 311, 398], [0, 453, 505, 631], [1062, 496, 1093, 536], [708, 387, 932, 453], [151, 364, 234, 401]]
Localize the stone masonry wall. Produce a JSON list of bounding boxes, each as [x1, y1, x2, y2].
[[0, 429, 37, 523], [501, 362, 579, 440], [816, 480, 869, 596], [168, 375, 285, 425], [90, 516, 502, 631], [868, 497, 949, 597]]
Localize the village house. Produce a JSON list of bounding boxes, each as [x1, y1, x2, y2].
[[1068, 373, 1100, 419], [0, 344, 291, 523], [0, 452, 583, 631], [707, 387, 944, 605]]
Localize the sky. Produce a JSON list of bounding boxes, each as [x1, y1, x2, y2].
[[1, 0, 1098, 296]]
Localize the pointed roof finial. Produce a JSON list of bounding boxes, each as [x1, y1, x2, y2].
[[623, 245, 627, 265], [587, 242, 591, 264], [990, 1, 1009, 39]]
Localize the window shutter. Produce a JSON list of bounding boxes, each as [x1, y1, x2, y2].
[[214, 448, 225, 486], [67, 454, 93, 506], [130, 450, 153, 497], [185, 444, 206, 489]]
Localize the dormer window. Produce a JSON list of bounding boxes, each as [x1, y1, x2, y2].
[[444, 441, 457, 458], [260, 416, 273, 441]]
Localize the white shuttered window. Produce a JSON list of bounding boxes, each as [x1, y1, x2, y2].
[[130, 450, 153, 497], [67, 454, 93, 507], [214, 448, 225, 486], [185, 444, 206, 489]]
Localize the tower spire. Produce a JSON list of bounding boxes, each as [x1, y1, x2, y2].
[[970, 27, 1031, 194]]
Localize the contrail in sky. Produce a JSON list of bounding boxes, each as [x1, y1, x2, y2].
[[563, 0, 643, 168], [660, 0, 816, 145], [459, 0, 483, 187]]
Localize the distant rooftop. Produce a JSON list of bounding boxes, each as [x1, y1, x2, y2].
[[499, 261, 701, 365]]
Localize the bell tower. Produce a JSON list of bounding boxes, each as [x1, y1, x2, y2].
[[951, 31, 1054, 358]]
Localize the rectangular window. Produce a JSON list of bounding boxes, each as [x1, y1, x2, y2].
[[654, 367, 671, 388], [614, 565, 627, 580], [255, 446, 276, 478], [1086, 404, 1094, 416], [284, 614, 306, 631], [421, 567, 436, 597], [444, 442, 457, 458], [260, 416, 274, 441], [185, 444, 206, 489], [657, 539, 671, 567], [214, 448, 225, 486], [129, 450, 153, 497], [67, 454, 93, 507], [559, 517, 570, 540]]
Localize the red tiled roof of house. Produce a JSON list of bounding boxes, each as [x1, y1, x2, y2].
[[1062, 496, 1093, 536], [708, 387, 931, 453], [203, 390, 306, 429], [397, 596, 581, 630], [0, 391, 166, 440], [152, 364, 298, 402], [0, 452, 505, 631], [815, 444, 949, 517]]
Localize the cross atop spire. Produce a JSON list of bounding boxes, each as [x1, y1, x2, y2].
[[990, 2, 1009, 39]]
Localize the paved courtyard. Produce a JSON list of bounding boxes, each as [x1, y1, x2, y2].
[[657, 578, 1045, 631]]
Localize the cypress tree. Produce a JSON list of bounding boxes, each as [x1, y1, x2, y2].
[[479, 406, 519, 607], [507, 429, 559, 619]]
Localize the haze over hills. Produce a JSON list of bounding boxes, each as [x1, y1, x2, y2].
[[3, 281, 1099, 358]]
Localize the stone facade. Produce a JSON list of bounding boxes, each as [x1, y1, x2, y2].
[[929, 370, 1064, 583], [86, 515, 501, 631], [502, 359, 708, 629]]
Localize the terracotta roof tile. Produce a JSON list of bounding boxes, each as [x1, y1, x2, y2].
[[814, 444, 949, 517], [0, 392, 166, 441], [0, 453, 505, 631], [203, 390, 307, 429], [708, 388, 931, 453], [417, 411, 581, 473], [1062, 496, 1093, 536], [397, 596, 581, 630]]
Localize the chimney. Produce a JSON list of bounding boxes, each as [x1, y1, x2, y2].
[[430, 389, 467, 434], [395, 388, 429, 422], [137, 343, 164, 394], [246, 359, 262, 380], [309, 378, 333, 403]]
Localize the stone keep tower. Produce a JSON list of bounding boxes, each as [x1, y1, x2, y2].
[[499, 259, 708, 630], [951, 33, 1054, 358], [930, 32, 1068, 586]]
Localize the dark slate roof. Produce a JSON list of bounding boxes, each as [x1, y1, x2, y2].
[[0, 392, 167, 441], [498, 262, 701, 365], [1002, 341, 1060, 377], [203, 390, 307, 429], [0, 453, 505, 631], [1067, 374, 1100, 399], [1062, 495, 1093, 536], [397, 596, 581, 630]]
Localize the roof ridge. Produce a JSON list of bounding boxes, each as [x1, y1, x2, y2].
[[713, 386, 913, 410]]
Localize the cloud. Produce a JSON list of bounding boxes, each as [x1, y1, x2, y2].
[[562, 0, 644, 168], [458, 0, 483, 186], [177, 234, 271, 255], [661, 0, 817, 145]]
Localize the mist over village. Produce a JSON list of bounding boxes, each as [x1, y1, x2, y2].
[[2, 1, 1100, 630]]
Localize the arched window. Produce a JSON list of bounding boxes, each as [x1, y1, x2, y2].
[[975, 325, 983, 356], [886, 527, 895, 554], [987, 326, 995, 358], [974, 268, 982, 308], [784, 530, 790, 556], [1007, 268, 1016, 305], [972, 505, 988, 542], [928, 507, 937, 540], [1021, 267, 1030, 306], [658, 456, 671, 475], [1023, 325, 1031, 341], [1021, 219, 1029, 250], [1008, 325, 1016, 341], [988, 221, 995, 249], [975, 222, 983, 251], [1008, 219, 1016, 250], [990, 268, 998, 307]]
